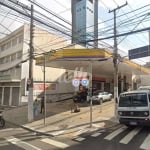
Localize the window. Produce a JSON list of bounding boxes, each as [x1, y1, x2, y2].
[[6, 41, 11, 49], [12, 38, 17, 46], [4, 70, 10, 75], [5, 56, 10, 63], [10, 68, 15, 75], [18, 35, 23, 43], [3, 58, 7, 63], [1, 44, 5, 51], [1, 41, 11, 51], [11, 53, 16, 61], [0, 71, 4, 75], [1, 58, 5, 64], [119, 93, 148, 107], [0, 58, 3, 64], [149, 94, 150, 102], [77, 0, 82, 2], [17, 51, 22, 59]]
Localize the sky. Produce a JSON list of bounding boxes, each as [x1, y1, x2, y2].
[[0, 0, 150, 65]]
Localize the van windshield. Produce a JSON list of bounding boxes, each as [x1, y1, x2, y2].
[[119, 93, 148, 107]]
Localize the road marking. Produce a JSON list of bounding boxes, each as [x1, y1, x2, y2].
[[104, 126, 127, 140], [73, 128, 89, 136], [6, 136, 41, 150], [140, 134, 150, 150], [119, 127, 142, 144], [91, 132, 102, 137], [74, 137, 86, 141], [51, 130, 65, 136], [41, 138, 69, 149]]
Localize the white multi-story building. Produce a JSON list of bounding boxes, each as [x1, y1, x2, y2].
[[0, 24, 74, 106]]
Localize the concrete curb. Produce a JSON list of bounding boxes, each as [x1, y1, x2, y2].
[[20, 118, 119, 138], [21, 125, 55, 137]]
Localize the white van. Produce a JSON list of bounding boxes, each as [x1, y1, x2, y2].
[[117, 90, 150, 126]]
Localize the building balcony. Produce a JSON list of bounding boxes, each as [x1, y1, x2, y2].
[[0, 75, 21, 82], [0, 59, 21, 72]]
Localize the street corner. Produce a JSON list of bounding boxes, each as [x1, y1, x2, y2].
[[52, 122, 106, 138]]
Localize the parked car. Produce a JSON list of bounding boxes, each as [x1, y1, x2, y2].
[[138, 86, 150, 90], [91, 90, 112, 104]]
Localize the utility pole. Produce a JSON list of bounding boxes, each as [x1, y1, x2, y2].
[[94, 0, 98, 48], [109, 2, 127, 103], [28, 4, 34, 122]]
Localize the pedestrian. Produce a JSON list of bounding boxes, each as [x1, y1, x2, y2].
[[33, 99, 39, 118], [40, 96, 45, 114]]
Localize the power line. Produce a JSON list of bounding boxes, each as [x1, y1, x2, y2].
[[111, 0, 148, 46], [0, 0, 72, 37], [118, 12, 149, 44], [0, 0, 149, 65], [1, 0, 149, 45], [27, 0, 71, 25], [85, 26, 150, 42]]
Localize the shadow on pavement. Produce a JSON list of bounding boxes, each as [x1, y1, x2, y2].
[[2, 99, 89, 127]]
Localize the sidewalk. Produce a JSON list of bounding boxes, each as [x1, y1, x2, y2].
[[3, 99, 118, 138]]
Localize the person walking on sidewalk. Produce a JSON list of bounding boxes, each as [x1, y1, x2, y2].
[[40, 96, 45, 114], [33, 99, 39, 118]]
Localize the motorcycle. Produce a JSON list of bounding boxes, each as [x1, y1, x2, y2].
[[0, 110, 5, 128]]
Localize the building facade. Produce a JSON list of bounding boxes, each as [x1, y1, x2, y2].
[[0, 24, 74, 106]]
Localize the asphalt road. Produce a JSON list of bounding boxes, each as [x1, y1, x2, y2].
[[0, 127, 72, 150], [1, 100, 150, 150], [71, 125, 150, 150], [0, 124, 150, 150]]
